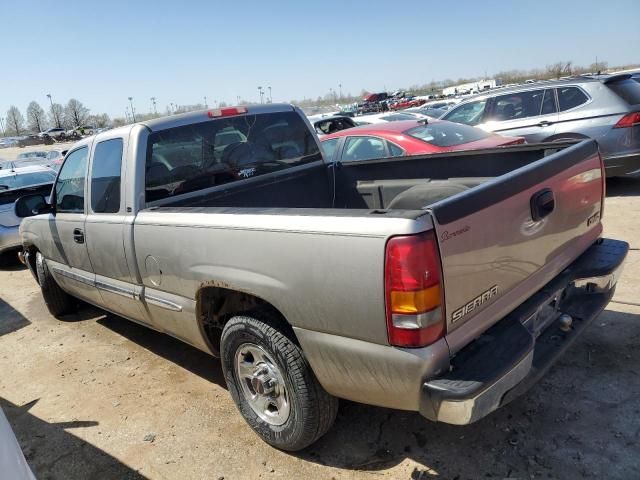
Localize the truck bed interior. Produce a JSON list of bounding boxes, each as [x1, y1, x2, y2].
[[154, 144, 568, 212]]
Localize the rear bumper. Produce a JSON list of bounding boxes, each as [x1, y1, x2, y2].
[[419, 238, 628, 424], [602, 152, 640, 177], [0, 225, 20, 254]]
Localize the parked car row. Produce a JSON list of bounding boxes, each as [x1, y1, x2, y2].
[[320, 118, 524, 163], [440, 73, 640, 176]]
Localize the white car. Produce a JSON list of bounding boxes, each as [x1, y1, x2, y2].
[[0, 408, 35, 480], [353, 111, 429, 126], [39, 127, 65, 139], [0, 165, 56, 254]]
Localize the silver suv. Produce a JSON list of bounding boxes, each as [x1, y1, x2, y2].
[[442, 74, 640, 177]]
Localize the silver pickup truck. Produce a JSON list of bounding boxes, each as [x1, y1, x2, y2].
[[16, 104, 628, 451]]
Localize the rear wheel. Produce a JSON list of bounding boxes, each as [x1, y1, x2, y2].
[[221, 313, 338, 451], [35, 252, 74, 317]]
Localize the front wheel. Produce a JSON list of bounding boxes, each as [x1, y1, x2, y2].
[[35, 252, 74, 317], [221, 314, 338, 451]]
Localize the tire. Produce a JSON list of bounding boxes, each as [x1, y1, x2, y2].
[[35, 252, 74, 317], [221, 313, 338, 451]]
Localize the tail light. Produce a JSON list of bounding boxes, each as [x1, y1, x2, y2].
[[385, 231, 445, 348], [613, 112, 640, 128], [208, 106, 248, 118]]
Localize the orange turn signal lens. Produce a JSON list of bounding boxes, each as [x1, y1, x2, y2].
[[390, 285, 440, 314]]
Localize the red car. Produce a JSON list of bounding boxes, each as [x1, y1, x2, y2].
[[390, 98, 427, 110], [320, 119, 524, 163]]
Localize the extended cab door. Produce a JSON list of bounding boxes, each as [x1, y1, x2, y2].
[[45, 144, 102, 305], [84, 135, 150, 325]]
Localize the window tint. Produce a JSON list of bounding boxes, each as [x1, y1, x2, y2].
[[321, 138, 340, 161], [146, 111, 321, 203], [443, 100, 487, 126], [541, 89, 557, 115], [606, 79, 640, 106], [488, 89, 546, 121], [405, 122, 490, 147], [342, 137, 386, 162], [557, 87, 589, 111], [316, 118, 354, 134], [0, 171, 56, 191], [388, 142, 405, 156], [55, 147, 88, 213], [91, 138, 123, 213]]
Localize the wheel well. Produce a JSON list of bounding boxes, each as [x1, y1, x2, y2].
[[543, 133, 590, 142], [24, 246, 38, 280], [196, 286, 295, 355]]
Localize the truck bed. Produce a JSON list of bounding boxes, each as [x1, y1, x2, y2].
[[148, 142, 575, 212]]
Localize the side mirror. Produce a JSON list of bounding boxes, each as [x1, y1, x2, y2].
[[15, 194, 52, 218]]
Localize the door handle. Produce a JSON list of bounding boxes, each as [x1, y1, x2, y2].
[[530, 188, 555, 221], [538, 120, 552, 127], [73, 228, 85, 244]]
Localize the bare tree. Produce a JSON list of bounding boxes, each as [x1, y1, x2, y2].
[[546, 62, 566, 79], [48, 103, 64, 128], [87, 113, 110, 128], [26, 101, 47, 133], [6, 106, 25, 136], [64, 99, 90, 128]]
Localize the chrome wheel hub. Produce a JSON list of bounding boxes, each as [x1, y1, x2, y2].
[[234, 343, 290, 426]]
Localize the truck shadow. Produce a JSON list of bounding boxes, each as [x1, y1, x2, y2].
[[96, 314, 228, 390], [606, 177, 640, 197], [0, 251, 27, 271], [0, 297, 30, 336], [1, 397, 147, 480], [298, 308, 640, 479]]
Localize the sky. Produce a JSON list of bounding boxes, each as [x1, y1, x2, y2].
[[2, 0, 639, 120]]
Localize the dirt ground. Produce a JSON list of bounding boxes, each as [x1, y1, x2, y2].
[[0, 176, 639, 480]]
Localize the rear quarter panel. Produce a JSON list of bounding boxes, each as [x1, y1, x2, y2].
[[132, 210, 434, 345]]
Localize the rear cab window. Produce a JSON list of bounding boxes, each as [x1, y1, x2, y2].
[[145, 111, 321, 204]]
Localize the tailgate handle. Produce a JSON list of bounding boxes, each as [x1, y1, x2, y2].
[[530, 188, 555, 221]]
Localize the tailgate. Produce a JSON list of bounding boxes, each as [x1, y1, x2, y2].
[[429, 140, 604, 344]]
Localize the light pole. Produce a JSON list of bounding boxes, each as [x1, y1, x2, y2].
[[258, 86, 263, 104], [125, 107, 130, 123], [338, 83, 342, 99], [128, 97, 136, 122], [46, 93, 61, 128], [204, 96, 208, 108], [268, 86, 272, 103], [150, 97, 157, 115]]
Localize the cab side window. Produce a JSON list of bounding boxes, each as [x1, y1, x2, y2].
[[91, 139, 123, 213], [55, 147, 88, 213]]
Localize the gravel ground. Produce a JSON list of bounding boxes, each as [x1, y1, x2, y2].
[[0, 173, 638, 480]]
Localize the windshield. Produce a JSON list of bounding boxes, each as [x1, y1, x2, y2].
[[145, 111, 321, 203], [0, 170, 56, 191], [405, 122, 491, 147]]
